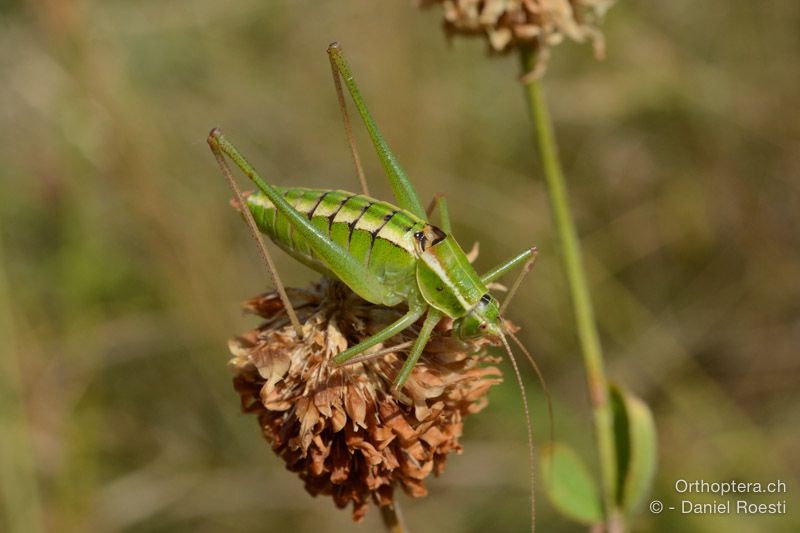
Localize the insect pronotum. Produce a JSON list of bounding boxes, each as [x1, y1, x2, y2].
[[208, 43, 548, 532]]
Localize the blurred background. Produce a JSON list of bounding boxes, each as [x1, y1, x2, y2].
[[1, 1, 798, 531]]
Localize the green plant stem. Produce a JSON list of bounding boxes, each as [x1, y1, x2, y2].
[[520, 47, 620, 530]]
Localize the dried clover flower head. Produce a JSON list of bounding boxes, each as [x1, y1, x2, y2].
[[419, 0, 613, 79], [229, 279, 503, 521]]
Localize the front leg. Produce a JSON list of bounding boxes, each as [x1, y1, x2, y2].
[[481, 247, 538, 284], [391, 308, 443, 392], [482, 247, 539, 313]]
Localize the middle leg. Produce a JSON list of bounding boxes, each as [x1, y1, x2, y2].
[[392, 308, 444, 392], [333, 304, 427, 365]]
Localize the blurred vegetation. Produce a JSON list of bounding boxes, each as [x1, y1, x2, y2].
[[1, 1, 798, 531]]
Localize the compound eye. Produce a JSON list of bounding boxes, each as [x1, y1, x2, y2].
[[480, 293, 491, 305], [479, 322, 487, 330]]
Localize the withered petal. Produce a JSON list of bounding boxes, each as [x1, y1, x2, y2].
[[345, 387, 368, 429], [228, 279, 505, 521]]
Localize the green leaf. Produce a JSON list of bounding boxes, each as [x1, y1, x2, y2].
[[541, 442, 603, 525], [610, 384, 658, 514]]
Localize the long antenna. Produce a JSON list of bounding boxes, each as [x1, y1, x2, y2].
[[328, 43, 370, 196], [208, 134, 304, 339], [508, 330, 554, 455], [500, 333, 536, 533]]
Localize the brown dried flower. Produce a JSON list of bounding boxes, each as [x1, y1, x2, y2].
[[228, 279, 503, 521], [419, 0, 613, 78]]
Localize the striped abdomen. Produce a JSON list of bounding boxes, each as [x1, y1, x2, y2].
[[246, 187, 426, 306]]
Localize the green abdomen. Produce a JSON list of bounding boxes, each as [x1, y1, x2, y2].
[[246, 188, 425, 306]]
